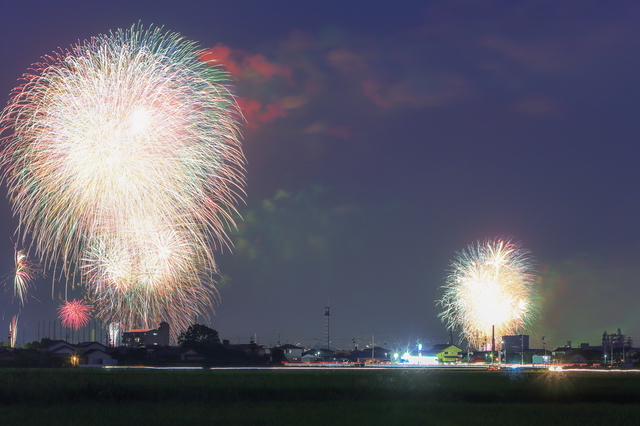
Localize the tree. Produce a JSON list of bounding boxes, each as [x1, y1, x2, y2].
[[178, 324, 221, 349], [22, 340, 41, 349]]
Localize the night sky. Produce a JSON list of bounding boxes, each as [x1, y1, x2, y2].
[[1, 0, 639, 352]]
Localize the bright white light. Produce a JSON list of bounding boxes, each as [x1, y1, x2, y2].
[[401, 352, 438, 365], [129, 108, 152, 134]]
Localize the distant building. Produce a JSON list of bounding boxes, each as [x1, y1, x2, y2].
[[349, 347, 390, 364], [75, 341, 107, 354], [82, 348, 115, 365], [551, 345, 603, 365], [602, 329, 633, 364], [122, 322, 170, 348], [74, 341, 114, 365], [0, 348, 18, 362], [276, 344, 304, 362], [38, 340, 76, 356], [224, 341, 271, 358], [502, 335, 529, 352], [431, 344, 463, 363], [151, 346, 205, 362]]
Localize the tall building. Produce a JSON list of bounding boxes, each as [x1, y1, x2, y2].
[[122, 322, 170, 348]]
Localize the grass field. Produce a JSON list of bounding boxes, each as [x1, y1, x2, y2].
[[1, 367, 640, 425]]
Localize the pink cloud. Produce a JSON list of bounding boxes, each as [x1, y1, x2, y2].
[[200, 43, 292, 82], [324, 125, 352, 139], [236, 97, 288, 130]]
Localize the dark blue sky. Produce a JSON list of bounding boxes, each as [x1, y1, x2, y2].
[[1, 0, 639, 351]]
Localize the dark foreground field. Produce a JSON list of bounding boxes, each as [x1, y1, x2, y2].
[[2, 367, 640, 425]]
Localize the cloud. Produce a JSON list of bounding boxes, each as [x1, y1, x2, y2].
[[362, 74, 473, 109], [200, 43, 292, 82], [510, 94, 563, 117], [200, 43, 294, 130], [478, 10, 640, 75], [236, 98, 288, 130]]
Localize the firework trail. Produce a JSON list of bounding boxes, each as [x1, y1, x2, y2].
[[437, 238, 537, 350], [9, 315, 18, 348], [10, 246, 42, 305], [0, 25, 244, 337], [58, 299, 92, 330], [107, 322, 126, 347]]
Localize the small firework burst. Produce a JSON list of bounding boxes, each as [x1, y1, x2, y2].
[[58, 299, 93, 330], [12, 247, 42, 305]]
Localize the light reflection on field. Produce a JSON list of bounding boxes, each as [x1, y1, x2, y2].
[[101, 364, 640, 373]]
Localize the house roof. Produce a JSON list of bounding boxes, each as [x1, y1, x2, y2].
[[0, 348, 16, 358], [76, 341, 106, 349], [40, 339, 68, 348], [432, 344, 462, 352], [278, 344, 303, 350], [83, 348, 111, 357], [40, 340, 75, 352]]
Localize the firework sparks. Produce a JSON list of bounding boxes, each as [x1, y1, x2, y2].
[[0, 25, 244, 338], [437, 238, 537, 350], [11, 247, 41, 305], [107, 322, 126, 347], [58, 299, 92, 330], [9, 315, 18, 348]]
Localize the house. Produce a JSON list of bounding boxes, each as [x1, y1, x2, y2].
[[39, 340, 76, 355], [399, 344, 462, 364], [350, 347, 390, 364], [302, 348, 334, 362], [224, 342, 270, 358], [552, 345, 604, 365], [432, 344, 463, 363], [0, 348, 42, 367], [82, 348, 115, 365], [276, 344, 304, 362], [0, 347, 17, 362], [301, 353, 320, 363], [151, 346, 205, 362], [75, 341, 107, 354], [122, 322, 170, 348]]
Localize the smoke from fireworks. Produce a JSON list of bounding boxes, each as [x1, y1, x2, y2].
[[437, 238, 537, 350], [58, 299, 92, 330], [0, 25, 244, 337]]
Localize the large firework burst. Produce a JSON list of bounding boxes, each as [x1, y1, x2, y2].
[[0, 25, 244, 337], [437, 238, 537, 350]]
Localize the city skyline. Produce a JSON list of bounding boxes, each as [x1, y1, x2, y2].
[[1, 1, 640, 351]]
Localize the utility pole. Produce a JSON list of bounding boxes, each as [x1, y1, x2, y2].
[[371, 334, 375, 362], [491, 325, 495, 363], [324, 306, 330, 350]]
